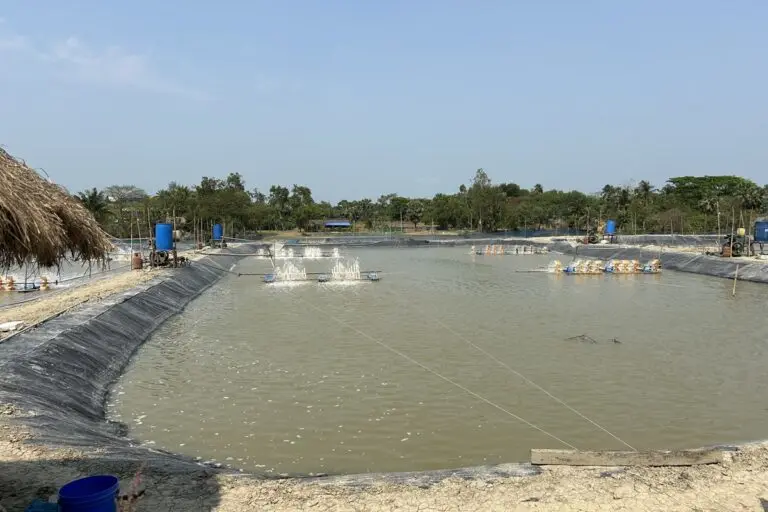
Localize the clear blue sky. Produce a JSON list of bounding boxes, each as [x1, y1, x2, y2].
[[1, 1, 766, 203]]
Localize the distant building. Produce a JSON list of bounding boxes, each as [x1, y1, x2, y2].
[[323, 219, 351, 229]]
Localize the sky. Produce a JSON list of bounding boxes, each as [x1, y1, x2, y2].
[[0, 1, 766, 203]]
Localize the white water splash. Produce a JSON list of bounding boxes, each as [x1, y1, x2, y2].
[[330, 258, 361, 281], [304, 247, 323, 259], [332, 248, 341, 259], [276, 261, 307, 281], [273, 242, 295, 259]]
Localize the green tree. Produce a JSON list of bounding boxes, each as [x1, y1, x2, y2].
[[102, 185, 149, 237], [76, 188, 111, 224], [405, 199, 425, 229]]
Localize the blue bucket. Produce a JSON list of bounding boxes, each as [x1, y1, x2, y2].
[[58, 475, 119, 512]]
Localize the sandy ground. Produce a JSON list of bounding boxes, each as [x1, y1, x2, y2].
[[0, 246, 223, 340], [0, 268, 164, 340], [2, 409, 767, 512]]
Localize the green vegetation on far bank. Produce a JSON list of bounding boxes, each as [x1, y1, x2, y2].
[[75, 170, 768, 239]]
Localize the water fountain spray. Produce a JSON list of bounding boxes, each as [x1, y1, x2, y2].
[[330, 258, 361, 281], [275, 261, 307, 281]]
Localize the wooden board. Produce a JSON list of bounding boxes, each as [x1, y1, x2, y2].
[[530, 448, 725, 467]]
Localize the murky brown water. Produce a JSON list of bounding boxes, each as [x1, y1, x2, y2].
[[110, 247, 768, 475]]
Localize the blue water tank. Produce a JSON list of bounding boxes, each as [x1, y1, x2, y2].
[[155, 223, 174, 251], [213, 223, 223, 241], [605, 219, 617, 235], [755, 221, 768, 242]]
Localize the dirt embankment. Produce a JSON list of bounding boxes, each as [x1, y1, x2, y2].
[[0, 246, 222, 340], [0, 269, 164, 340], [4, 440, 768, 511]]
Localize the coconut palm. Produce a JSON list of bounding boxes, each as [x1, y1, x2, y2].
[[76, 188, 111, 224]]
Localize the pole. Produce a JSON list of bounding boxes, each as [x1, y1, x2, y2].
[[586, 208, 589, 241], [135, 211, 143, 259], [730, 206, 735, 258], [147, 207, 154, 269], [717, 201, 721, 239], [172, 207, 177, 268], [732, 264, 739, 296]]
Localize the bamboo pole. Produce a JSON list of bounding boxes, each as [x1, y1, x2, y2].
[[717, 201, 721, 239], [733, 264, 739, 296], [172, 207, 177, 268], [136, 211, 143, 254], [729, 206, 735, 258], [147, 207, 154, 269]]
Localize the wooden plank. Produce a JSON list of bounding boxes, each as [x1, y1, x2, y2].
[[530, 448, 725, 467]]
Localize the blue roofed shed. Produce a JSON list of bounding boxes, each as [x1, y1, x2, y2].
[[324, 219, 351, 228]]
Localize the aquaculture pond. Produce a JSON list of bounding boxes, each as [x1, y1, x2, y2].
[[110, 247, 768, 474]]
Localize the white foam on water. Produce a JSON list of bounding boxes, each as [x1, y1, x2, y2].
[[270, 281, 306, 289]]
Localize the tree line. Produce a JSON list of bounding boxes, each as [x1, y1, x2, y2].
[[75, 169, 768, 239]]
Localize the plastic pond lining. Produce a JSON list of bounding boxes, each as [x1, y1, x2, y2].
[[0, 242, 762, 489]]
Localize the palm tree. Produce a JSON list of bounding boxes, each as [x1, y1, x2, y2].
[[76, 188, 111, 224], [634, 180, 654, 206], [157, 183, 193, 218], [738, 182, 763, 212]]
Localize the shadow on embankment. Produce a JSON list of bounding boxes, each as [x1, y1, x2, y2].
[[0, 454, 225, 511]]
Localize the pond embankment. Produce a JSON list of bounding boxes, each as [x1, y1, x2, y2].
[[2, 241, 768, 510]]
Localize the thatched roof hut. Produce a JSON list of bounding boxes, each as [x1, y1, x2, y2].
[[0, 147, 113, 270]]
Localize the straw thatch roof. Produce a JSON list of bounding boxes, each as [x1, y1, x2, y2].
[[0, 147, 113, 270]]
